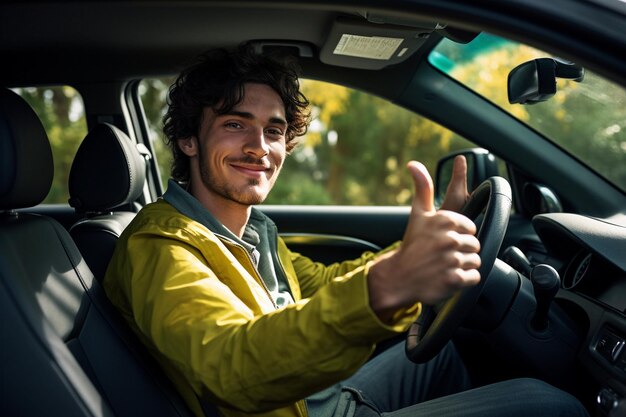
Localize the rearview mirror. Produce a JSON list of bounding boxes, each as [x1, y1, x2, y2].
[[435, 148, 499, 208], [508, 58, 584, 105]]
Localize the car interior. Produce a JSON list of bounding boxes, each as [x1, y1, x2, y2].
[[1, 1, 626, 416], [0, 88, 196, 416]]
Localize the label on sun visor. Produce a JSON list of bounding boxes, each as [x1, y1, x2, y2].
[[333, 34, 404, 60]]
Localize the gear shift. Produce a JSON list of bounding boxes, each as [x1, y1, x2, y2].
[[530, 264, 560, 332]]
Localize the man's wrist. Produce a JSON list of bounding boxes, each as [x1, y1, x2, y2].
[[366, 251, 401, 324]]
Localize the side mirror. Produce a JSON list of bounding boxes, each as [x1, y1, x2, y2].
[[508, 58, 584, 105], [435, 148, 499, 207], [523, 182, 563, 215]]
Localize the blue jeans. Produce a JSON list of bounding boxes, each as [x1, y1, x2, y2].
[[307, 341, 589, 417]]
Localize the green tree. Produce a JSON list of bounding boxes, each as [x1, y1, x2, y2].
[[17, 86, 87, 204], [269, 80, 471, 206], [447, 40, 626, 190], [139, 78, 175, 190]]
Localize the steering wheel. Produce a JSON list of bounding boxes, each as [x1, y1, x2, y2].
[[405, 176, 512, 363]]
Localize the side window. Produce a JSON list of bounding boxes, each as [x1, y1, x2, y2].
[[14, 86, 87, 204], [139, 77, 175, 192], [139, 78, 478, 206], [269, 80, 476, 206]]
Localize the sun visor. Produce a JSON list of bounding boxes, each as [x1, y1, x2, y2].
[[320, 16, 442, 70]]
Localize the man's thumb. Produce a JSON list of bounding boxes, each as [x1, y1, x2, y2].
[[407, 161, 435, 213]]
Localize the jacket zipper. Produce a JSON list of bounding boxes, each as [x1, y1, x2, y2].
[[270, 230, 293, 296], [216, 234, 278, 310]]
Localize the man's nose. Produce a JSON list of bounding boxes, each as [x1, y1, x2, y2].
[[243, 127, 269, 157]]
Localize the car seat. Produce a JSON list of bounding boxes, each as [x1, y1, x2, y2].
[[68, 122, 146, 282], [0, 88, 195, 417]]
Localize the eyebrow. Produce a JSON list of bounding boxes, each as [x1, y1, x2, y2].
[[223, 110, 288, 127]]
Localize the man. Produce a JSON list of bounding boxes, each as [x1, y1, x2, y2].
[[104, 45, 589, 417]]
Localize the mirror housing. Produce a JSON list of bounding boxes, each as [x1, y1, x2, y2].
[[523, 182, 563, 215], [508, 58, 584, 105], [435, 148, 499, 207]]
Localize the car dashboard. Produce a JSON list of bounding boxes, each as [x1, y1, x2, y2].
[[531, 213, 626, 401]]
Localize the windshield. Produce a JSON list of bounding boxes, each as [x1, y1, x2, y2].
[[429, 33, 626, 193]]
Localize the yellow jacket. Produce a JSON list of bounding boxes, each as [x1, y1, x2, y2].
[[104, 199, 420, 417]]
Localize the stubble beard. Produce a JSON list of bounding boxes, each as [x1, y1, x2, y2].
[[198, 156, 273, 206]]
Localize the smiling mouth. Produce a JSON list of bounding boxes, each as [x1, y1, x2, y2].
[[230, 163, 270, 177]]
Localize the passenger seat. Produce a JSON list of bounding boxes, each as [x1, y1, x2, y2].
[[66, 114, 220, 417], [0, 88, 194, 417], [68, 122, 146, 281]]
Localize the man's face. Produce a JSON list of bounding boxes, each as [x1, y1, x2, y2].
[[187, 83, 287, 207]]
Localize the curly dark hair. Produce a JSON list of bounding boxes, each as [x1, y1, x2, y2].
[[163, 44, 310, 182]]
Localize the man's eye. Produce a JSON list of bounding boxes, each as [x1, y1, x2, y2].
[[225, 122, 242, 129], [266, 128, 285, 136]]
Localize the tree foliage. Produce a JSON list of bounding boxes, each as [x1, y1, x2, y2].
[[266, 80, 472, 206], [139, 78, 175, 184], [16, 86, 87, 204], [444, 40, 626, 190]]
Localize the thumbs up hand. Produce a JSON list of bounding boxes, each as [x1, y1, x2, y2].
[[367, 161, 481, 323]]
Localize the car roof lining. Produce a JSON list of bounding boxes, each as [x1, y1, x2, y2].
[[1, 2, 470, 88], [4, 1, 626, 90]]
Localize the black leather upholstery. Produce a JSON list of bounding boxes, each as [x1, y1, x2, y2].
[[69, 123, 146, 213], [0, 89, 53, 209], [0, 89, 194, 417], [68, 123, 146, 281]]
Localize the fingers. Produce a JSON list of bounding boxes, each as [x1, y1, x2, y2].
[[449, 155, 468, 196], [406, 161, 435, 214], [451, 268, 481, 287], [440, 155, 470, 212], [435, 232, 481, 292], [447, 250, 481, 270], [432, 210, 477, 236], [404, 160, 477, 241], [440, 229, 481, 253]]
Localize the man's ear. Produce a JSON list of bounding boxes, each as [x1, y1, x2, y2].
[[178, 137, 198, 157]]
